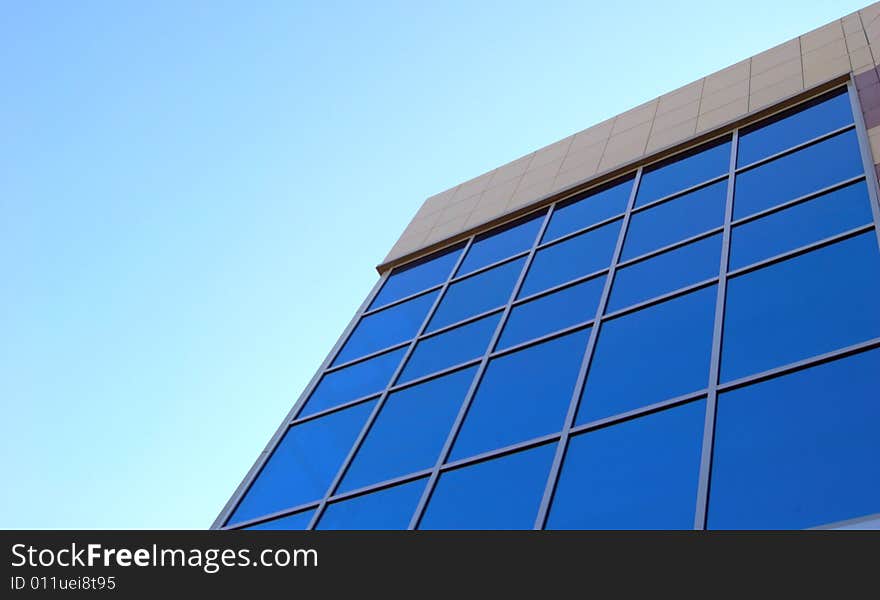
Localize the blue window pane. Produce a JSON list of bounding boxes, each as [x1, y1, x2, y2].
[[457, 213, 543, 276], [623, 180, 726, 260], [400, 313, 499, 383], [548, 400, 705, 529], [370, 245, 462, 310], [542, 177, 633, 243], [419, 443, 556, 530], [428, 258, 524, 331], [737, 88, 853, 167], [521, 219, 620, 297], [729, 180, 873, 270], [334, 291, 437, 365], [733, 129, 864, 219], [710, 349, 880, 529], [244, 509, 316, 530], [227, 401, 375, 525], [721, 233, 880, 382], [317, 478, 427, 530], [499, 276, 605, 350], [636, 139, 731, 206], [451, 328, 590, 460], [578, 286, 715, 424], [301, 346, 405, 417], [340, 367, 477, 492], [609, 234, 721, 312]]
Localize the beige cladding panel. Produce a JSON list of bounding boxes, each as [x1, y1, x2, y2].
[[381, 1, 880, 268]]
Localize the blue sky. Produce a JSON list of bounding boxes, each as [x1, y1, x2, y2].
[[1, 1, 868, 529]]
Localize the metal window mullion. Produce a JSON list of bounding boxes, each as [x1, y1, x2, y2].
[[386, 357, 484, 393], [437, 431, 564, 472], [601, 276, 719, 321], [325, 340, 412, 374], [729, 174, 866, 228], [532, 167, 643, 530], [630, 172, 729, 215], [513, 267, 610, 305], [416, 305, 506, 339], [288, 393, 382, 425], [726, 223, 875, 279], [305, 237, 475, 530], [570, 389, 709, 438], [361, 283, 444, 318], [615, 226, 725, 269], [536, 212, 626, 250], [225, 500, 322, 530], [406, 206, 556, 530], [846, 77, 880, 252], [490, 320, 595, 359], [449, 249, 531, 283], [717, 335, 880, 394], [733, 122, 855, 174], [693, 128, 738, 530]]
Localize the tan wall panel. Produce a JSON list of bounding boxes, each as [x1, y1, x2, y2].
[[381, 1, 880, 269]]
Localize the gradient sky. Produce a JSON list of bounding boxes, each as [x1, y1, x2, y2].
[[1, 0, 868, 529]]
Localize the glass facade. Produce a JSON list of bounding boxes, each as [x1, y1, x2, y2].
[[222, 85, 880, 530]]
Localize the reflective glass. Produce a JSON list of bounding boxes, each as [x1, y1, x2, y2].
[[451, 328, 590, 460], [737, 88, 853, 167], [457, 213, 543, 276], [370, 245, 461, 310], [623, 180, 726, 260], [636, 139, 731, 206], [710, 349, 880, 529], [428, 258, 524, 331], [340, 367, 477, 492], [499, 276, 605, 350], [609, 234, 721, 312], [733, 129, 863, 219], [334, 290, 437, 365], [244, 509, 316, 530], [301, 346, 405, 417], [226, 84, 880, 533], [548, 400, 705, 529], [317, 478, 427, 530], [520, 219, 620, 297], [578, 286, 716, 424], [227, 401, 375, 525], [542, 177, 633, 243], [729, 180, 873, 270], [721, 233, 880, 382], [419, 443, 556, 530], [400, 313, 499, 383]]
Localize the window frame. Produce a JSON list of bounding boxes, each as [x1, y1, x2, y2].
[[216, 79, 880, 531]]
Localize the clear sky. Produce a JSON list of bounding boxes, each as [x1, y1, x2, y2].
[[1, 0, 869, 529]]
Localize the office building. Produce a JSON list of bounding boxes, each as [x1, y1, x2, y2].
[[214, 3, 880, 530]]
